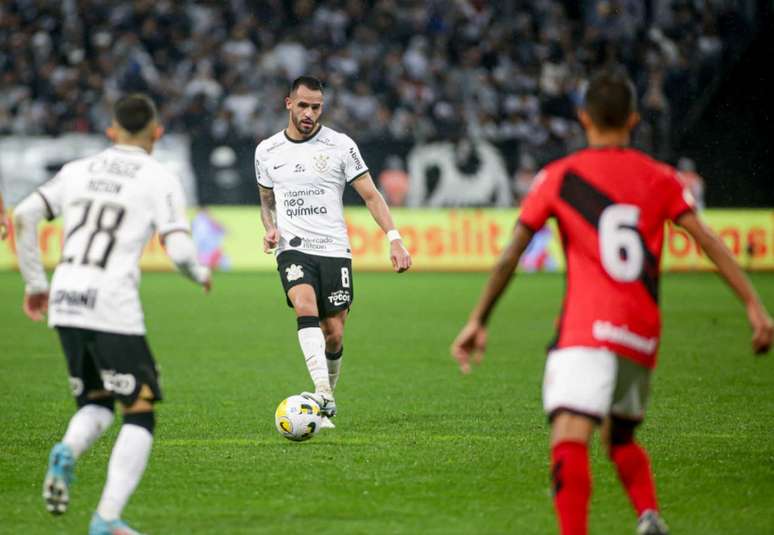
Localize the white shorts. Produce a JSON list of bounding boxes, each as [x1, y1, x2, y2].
[[542, 346, 651, 422]]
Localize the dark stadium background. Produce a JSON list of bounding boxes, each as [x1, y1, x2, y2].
[[1, 0, 772, 207]]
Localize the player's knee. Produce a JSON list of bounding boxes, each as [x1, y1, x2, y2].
[[120, 392, 155, 415], [294, 300, 318, 317], [324, 329, 343, 351], [608, 416, 638, 454], [77, 390, 113, 410]]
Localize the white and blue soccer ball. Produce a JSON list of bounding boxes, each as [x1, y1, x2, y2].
[[274, 395, 322, 441]]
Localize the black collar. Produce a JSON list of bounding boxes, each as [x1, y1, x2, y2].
[[284, 124, 322, 144]]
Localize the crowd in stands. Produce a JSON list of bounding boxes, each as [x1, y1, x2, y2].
[[0, 0, 753, 166]]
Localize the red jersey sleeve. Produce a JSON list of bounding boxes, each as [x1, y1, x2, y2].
[[659, 166, 695, 222], [518, 169, 554, 232]]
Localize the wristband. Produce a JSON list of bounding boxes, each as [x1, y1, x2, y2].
[[387, 230, 402, 242]]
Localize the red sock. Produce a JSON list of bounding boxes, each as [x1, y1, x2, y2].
[[610, 442, 658, 515], [551, 441, 591, 535]]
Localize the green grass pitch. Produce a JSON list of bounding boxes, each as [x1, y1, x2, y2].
[[1, 271, 773, 534]]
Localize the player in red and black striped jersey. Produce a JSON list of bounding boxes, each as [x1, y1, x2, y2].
[[519, 146, 692, 369], [452, 71, 773, 535]]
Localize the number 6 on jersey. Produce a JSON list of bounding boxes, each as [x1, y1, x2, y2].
[[599, 204, 644, 282]]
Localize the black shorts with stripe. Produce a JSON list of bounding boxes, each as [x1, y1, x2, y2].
[[56, 326, 163, 407], [276, 250, 354, 317]]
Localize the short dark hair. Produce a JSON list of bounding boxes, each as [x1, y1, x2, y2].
[[113, 94, 157, 134], [582, 71, 637, 130], [290, 76, 324, 95]]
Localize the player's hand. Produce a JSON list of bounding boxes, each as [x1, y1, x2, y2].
[[202, 276, 212, 294], [451, 320, 487, 374], [747, 302, 773, 355], [390, 240, 412, 273], [0, 215, 7, 240], [263, 228, 280, 253], [23, 292, 49, 322]]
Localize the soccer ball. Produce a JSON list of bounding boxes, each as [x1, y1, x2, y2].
[[274, 395, 322, 442]]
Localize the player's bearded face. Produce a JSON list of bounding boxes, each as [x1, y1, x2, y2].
[[287, 88, 323, 136]]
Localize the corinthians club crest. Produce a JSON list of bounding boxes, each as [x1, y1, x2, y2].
[[313, 154, 330, 173]]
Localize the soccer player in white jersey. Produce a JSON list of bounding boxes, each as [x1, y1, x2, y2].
[[256, 76, 412, 426], [13, 94, 211, 535]]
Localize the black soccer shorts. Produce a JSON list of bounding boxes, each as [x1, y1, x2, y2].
[[276, 250, 354, 317], [56, 326, 163, 407]]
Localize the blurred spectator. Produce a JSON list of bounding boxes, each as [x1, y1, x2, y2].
[[513, 153, 539, 206], [378, 155, 410, 207], [0, 0, 753, 163], [677, 156, 705, 210]]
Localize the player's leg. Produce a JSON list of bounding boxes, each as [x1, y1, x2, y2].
[[45, 327, 116, 515], [319, 256, 353, 393], [289, 283, 333, 395], [550, 412, 595, 535], [603, 359, 668, 535], [316, 310, 347, 429], [321, 309, 347, 391], [278, 252, 335, 411], [543, 347, 617, 535], [89, 334, 161, 535]]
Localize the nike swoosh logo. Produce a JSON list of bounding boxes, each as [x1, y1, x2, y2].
[[273, 163, 287, 169]]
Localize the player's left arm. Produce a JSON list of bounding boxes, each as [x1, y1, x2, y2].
[[351, 173, 411, 273], [450, 222, 534, 373], [678, 211, 773, 354]]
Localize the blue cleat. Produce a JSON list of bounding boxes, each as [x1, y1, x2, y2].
[[89, 513, 146, 535], [42, 442, 75, 515]]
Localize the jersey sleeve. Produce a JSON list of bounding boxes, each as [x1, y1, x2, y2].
[[518, 169, 554, 232], [660, 167, 695, 221], [255, 145, 273, 189], [341, 135, 369, 183], [36, 168, 69, 221], [152, 173, 190, 238]]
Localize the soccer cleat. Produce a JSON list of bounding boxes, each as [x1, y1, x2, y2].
[[42, 442, 75, 515], [637, 509, 669, 535], [301, 391, 336, 417], [319, 415, 336, 429], [89, 513, 146, 535]]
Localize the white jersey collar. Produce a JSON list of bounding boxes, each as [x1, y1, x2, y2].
[[112, 144, 147, 153]]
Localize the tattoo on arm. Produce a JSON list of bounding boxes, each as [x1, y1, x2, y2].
[[259, 187, 276, 230]]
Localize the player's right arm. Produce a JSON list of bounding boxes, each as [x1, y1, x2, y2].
[[451, 169, 554, 373], [13, 192, 54, 320], [451, 222, 534, 373], [677, 211, 773, 354], [258, 185, 279, 253], [255, 144, 279, 253]]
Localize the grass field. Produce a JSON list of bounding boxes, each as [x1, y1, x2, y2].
[[1, 270, 773, 534]]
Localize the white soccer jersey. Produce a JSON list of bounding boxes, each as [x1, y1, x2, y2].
[[37, 144, 190, 335], [254, 125, 369, 258]]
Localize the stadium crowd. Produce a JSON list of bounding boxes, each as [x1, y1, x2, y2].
[[0, 0, 752, 164]]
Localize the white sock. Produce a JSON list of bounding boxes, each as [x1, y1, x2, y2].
[[62, 404, 115, 459], [96, 424, 153, 521], [298, 327, 331, 394], [327, 354, 343, 391]]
